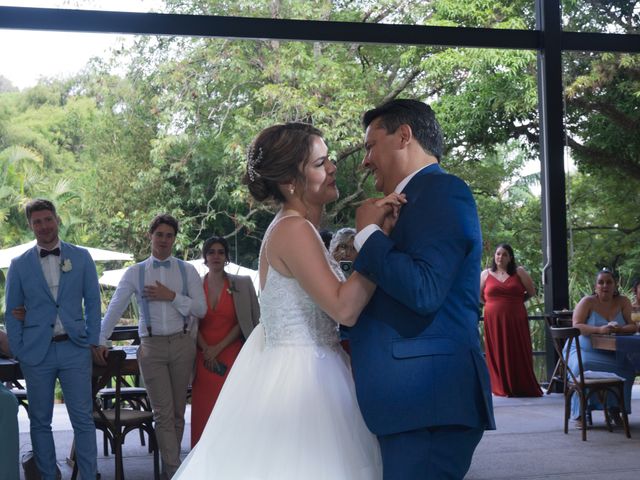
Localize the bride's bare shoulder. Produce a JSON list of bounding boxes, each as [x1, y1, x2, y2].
[[266, 216, 321, 260], [269, 216, 316, 241]]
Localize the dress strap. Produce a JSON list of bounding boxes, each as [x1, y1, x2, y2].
[[261, 215, 313, 268]]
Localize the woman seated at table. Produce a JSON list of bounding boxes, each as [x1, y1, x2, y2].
[[190, 236, 260, 447], [632, 278, 640, 320], [568, 268, 636, 428]]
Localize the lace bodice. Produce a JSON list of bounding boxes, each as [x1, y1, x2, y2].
[[259, 217, 343, 348]]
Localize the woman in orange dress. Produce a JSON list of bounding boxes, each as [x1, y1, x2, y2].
[[190, 236, 260, 447], [480, 243, 542, 397]]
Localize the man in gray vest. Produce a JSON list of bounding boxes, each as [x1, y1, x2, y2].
[[96, 214, 207, 479]]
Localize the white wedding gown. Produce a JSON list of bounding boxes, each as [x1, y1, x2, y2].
[[174, 228, 382, 479]]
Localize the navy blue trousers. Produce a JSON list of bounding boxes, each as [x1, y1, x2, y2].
[[378, 425, 484, 480]]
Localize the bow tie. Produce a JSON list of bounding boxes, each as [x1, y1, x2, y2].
[[153, 259, 171, 269], [40, 248, 61, 257]]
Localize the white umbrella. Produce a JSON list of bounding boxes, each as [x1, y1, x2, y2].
[[99, 259, 260, 293], [0, 240, 133, 269]]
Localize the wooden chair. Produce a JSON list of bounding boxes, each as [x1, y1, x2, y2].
[[72, 350, 159, 480], [98, 383, 151, 455], [549, 326, 631, 441], [544, 310, 573, 394], [98, 329, 151, 454]]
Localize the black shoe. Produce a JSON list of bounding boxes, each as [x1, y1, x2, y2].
[[609, 409, 623, 426]]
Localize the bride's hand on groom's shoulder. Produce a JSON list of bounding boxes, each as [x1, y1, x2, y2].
[[356, 193, 406, 234]]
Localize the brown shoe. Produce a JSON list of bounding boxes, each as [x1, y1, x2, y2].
[[575, 417, 585, 430]]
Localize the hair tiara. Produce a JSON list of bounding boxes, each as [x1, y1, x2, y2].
[[247, 144, 263, 182]]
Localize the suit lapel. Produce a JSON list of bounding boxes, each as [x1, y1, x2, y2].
[[229, 275, 250, 339], [28, 246, 56, 302], [391, 163, 443, 243], [57, 242, 70, 301]]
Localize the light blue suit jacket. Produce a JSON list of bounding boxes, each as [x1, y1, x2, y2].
[[5, 241, 101, 366], [351, 164, 495, 436]]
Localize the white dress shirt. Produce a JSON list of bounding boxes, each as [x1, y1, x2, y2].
[[37, 242, 65, 336], [99, 256, 207, 345], [354, 165, 428, 251]]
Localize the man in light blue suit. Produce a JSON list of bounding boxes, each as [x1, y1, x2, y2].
[[5, 199, 100, 480], [351, 99, 496, 479]]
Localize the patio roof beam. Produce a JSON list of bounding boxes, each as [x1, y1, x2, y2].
[[0, 6, 636, 55], [0, 6, 540, 49]]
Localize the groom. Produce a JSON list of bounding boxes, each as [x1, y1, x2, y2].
[[5, 198, 100, 480], [351, 99, 495, 479]]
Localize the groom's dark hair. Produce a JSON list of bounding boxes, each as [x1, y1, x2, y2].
[[362, 99, 443, 162], [25, 198, 57, 222]]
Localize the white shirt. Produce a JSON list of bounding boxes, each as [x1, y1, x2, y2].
[[353, 165, 428, 251], [99, 255, 207, 345], [37, 241, 65, 336]]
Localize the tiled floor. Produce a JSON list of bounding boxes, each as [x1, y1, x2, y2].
[[15, 387, 640, 479]]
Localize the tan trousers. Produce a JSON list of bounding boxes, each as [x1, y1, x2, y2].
[[138, 332, 196, 479]]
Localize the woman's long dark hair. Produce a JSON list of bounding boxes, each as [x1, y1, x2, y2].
[[490, 243, 517, 276]]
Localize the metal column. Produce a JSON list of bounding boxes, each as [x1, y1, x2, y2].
[[536, 0, 570, 380]]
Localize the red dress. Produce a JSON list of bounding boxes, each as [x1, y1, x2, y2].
[[483, 274, 542, 397], [190, 278, 243, 447]]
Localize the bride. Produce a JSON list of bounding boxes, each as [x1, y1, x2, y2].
[[173, 123, 404, 479]]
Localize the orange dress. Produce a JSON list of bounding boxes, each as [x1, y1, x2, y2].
[[190, 277, 243, 447]]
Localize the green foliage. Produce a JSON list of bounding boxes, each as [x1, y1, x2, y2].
[[0, 0, 638, 320]]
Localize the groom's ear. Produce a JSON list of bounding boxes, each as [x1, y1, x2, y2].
[[398, 124, 412, 146]]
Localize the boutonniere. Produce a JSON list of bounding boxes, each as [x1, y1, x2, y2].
[[60, 258, 73, 273], [227, 282, 239, 294], [226, 287, 233, 295]]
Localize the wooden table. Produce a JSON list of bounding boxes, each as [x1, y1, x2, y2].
[[0, 324, 139, 382], [591, 333, 640, 372], [591, 333, 640, 352], [0, 346, 139, 382]]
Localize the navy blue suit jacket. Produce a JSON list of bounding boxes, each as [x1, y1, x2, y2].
[[351, 164, 495, 436], [5, 242, 101, 366]]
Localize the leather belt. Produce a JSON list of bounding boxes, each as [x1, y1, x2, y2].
[[52, 334, 70, 343]]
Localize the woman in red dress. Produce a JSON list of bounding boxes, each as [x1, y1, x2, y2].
[[480, 243, 542, 397], [190, 236, 260, 447]]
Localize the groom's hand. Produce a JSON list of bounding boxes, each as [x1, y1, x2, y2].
[[381, 210, 399, 236], [356, 193, 406, 232]]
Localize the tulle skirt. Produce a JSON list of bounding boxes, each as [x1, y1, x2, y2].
[[174, 324, 382, 479]]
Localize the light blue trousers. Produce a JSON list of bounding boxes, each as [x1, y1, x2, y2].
[[20, 341, 97, 480]]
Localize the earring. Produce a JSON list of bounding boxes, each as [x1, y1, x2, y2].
[[289, 185, 295, 195]]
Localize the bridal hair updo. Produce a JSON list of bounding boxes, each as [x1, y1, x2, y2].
[[244, 122, 324, 203]]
